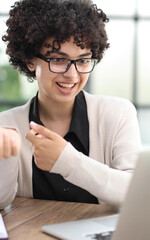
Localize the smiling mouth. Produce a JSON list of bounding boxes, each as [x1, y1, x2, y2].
[[56, 82, 75, 88]]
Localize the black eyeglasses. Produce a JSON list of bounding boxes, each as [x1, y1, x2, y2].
[[36, 54, 97, 74]]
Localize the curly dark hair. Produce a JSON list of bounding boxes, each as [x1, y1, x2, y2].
[[2, 0, 109, 81]]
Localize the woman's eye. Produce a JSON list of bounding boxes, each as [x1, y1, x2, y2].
[[78, 59, 91, 64], [51, 58, 68, 64], [51, 58, 68, 66]]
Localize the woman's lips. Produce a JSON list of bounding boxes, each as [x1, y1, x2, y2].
[[56, 82, 75, 88], [56, 82, 77, 94]]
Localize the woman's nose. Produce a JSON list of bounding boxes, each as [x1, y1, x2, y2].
[[63, 62, 79, 78]]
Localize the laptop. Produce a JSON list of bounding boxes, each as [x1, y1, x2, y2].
[[42, 149, 150, 240]]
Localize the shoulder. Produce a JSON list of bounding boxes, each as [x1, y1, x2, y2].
[[83, 91, 136, 114], [0, 99, 31, 126]]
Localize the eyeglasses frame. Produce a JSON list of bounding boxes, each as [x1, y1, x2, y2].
[[36, 54, 98, 74]]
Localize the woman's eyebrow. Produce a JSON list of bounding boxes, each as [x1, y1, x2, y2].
[[78, 52, 92, 57], [51, 51, 92, 57]]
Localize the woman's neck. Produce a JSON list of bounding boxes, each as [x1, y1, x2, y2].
[[38, 97, 74, 121], [37, 95, 75, 137]]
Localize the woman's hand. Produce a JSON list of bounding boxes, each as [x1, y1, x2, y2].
[[0, 127, 21, 160], [26, 121, 67, 171]]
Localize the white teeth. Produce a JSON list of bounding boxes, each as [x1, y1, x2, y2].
[[57, 82, 75, 88]]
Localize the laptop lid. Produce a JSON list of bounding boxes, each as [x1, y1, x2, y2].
[[112, 149, 150, 240]]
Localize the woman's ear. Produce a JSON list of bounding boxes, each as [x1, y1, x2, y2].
[[27, 60, 36, 72]]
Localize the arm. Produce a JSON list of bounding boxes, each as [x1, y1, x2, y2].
[[0, 128, 21, 209], [51, 143, 137, 206], [52, 101, 141, 206]]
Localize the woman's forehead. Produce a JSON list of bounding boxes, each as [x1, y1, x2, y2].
[[41, 37, 91, 57]]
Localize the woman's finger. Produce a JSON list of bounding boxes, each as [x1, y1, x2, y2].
[[29, 121, 57, 140]]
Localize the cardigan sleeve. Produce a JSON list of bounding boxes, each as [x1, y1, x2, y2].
[[51, 143, 137, 206], [0, 101, 31, 209], [0, 155, 18, 209], [0, 126, 19, 209]]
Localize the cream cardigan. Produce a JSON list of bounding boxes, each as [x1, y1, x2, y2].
[[0, 91, 141, 209]]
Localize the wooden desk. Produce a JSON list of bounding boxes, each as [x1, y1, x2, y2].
[[1, 197, 118, 240]]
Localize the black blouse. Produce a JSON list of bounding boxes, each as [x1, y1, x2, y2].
[[29, 91, 98, 204]]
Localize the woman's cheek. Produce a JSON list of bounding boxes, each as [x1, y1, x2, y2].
[[35, 66, 42, 79]]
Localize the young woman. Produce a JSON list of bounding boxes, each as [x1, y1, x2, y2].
[[0, 0, 141, 209]]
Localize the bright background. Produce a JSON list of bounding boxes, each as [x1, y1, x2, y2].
[[0, 0, 150, 145]]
